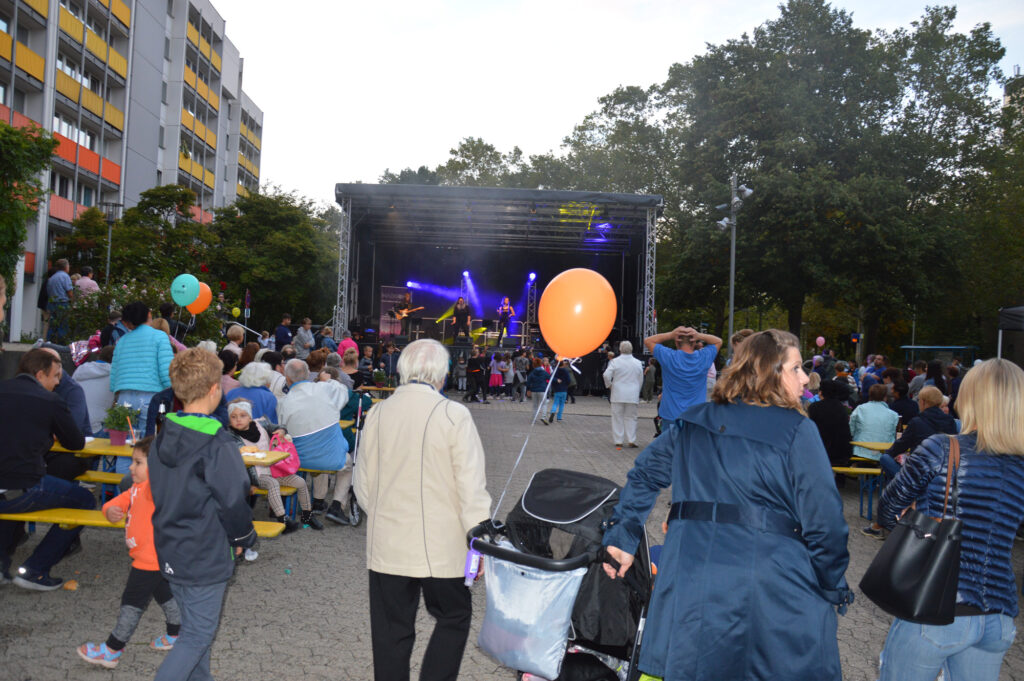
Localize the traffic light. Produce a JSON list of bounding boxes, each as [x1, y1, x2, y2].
[[851, 332, 860, 344]]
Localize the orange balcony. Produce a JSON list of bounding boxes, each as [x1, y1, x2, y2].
[[11, 110, 39, 128], [101, 159, 121, 185], [190, 206, 213, 224], [50, 194, 89, 222], [79, 146, 100, 175], [54, 133, 78, 164]]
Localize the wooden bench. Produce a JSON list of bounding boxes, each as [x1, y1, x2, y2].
[[832, 467, 883, 520], [0, 509, 285, 538], [250, 485, 298, 518], [76, 471, 124, 485]]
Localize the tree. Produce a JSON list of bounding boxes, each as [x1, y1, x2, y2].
[[379, 165, 440, 185], [0, 121, 57, 289]]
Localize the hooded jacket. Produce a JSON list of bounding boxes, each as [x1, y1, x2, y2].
[[148, 412, 256, 585], [886, 406, 957, 458], [72, 360, 114, 433]]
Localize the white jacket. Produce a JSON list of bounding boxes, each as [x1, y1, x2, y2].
[[277, 379, 348, 437], [72, 360, 115, 433], [354, 383, 491, 578], [603, 353, 644, 404]]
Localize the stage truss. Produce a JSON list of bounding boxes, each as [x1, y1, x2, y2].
[[333, 184, 663, 343]]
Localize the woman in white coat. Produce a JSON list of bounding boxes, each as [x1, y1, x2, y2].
[[603, 340, 645, 450]]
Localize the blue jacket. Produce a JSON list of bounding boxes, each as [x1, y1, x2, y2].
[[224, 385, 278, 421], [109, 325, 173, 394], [526, 367, 549, 393], [604, 402, 850, 681], [879, 433, 1024, 616]]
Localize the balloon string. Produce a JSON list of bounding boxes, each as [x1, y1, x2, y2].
[[490, 359, 568, 523]]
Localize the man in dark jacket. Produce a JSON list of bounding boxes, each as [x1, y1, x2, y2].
[[149, 348, 256, 681], [888, 381, 919, 429], [0, 349, 91, 590], [880, 386, 957, 476], [807, 379, 853, 476]]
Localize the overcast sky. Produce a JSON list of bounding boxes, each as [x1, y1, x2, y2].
[[212, 1, 1024, 206]]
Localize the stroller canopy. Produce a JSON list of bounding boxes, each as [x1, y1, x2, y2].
[[521, 469, 620, 525]]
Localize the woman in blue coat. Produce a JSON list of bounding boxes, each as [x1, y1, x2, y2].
[[603, 330, 852, 681]]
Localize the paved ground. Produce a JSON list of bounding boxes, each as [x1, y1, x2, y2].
[[3, 394, 1024, 680]]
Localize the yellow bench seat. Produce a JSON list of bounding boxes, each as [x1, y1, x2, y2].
[[0, 508, 284, 538], [250, 486, 297, 496], [76, 471, 124, 485], [831, 467, 881, 476]]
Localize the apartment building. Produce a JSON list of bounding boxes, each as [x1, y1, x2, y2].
[[1, 0, 262, 340]]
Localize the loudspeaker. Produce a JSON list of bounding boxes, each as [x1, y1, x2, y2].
[[501, 337, 518, 348], [393, 335, 409, 346], [453, 337, 472, 347]]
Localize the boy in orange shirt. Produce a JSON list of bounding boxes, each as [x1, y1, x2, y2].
[[77, 436, 180, 668]]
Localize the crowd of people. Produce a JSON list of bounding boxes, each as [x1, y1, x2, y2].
[[3, 270, 1024, 681]]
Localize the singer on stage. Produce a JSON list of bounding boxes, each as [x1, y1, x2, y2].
[[496, 297, 515, 347], [393, 291, 417, 337], [452, 297, 472, 341]]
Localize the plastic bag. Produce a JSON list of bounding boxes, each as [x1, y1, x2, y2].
[[478, 553, 588, 680]]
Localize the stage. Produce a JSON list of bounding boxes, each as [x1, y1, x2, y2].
[[332, 184, 663, 350]]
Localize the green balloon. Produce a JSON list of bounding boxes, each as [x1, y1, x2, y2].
[[171, 274, 200, 306]]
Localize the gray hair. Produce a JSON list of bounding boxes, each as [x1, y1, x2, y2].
[[284, 359, 310, 384], [325, 353, 341, 368], [397, 339, 448, 388], [238, 361, 272, 388], [196, 340, 217, 355], [619, 340, 633, 355]]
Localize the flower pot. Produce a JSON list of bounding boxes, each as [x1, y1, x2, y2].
[[108, 429, 128, 446]]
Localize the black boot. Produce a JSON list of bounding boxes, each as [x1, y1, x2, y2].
[[274, 513, 300, 534], [311, 498, 327, 514], [301, 510, 324, 530]]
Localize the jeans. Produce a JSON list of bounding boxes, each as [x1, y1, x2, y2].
[[46, 301, 70, 343], [113, 390, 155, 474], [879, 453, 900, 477], [154, 581, 228, 681], [549, 392, 567, 420], [0, 475, 96, 576], [879, 614, 1017, 681]]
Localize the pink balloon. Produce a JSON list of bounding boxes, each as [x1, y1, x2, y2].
[[815, 336, 826, 347]]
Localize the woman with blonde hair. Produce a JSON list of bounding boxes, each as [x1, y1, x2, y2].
[[150, 318, 186, 353], [603, 330, 851, 681], [877, 358, 1024, 681]]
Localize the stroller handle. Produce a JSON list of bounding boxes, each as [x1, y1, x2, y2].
[[467, 523, 595, 572]]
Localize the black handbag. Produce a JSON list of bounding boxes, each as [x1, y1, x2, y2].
[[859, 437, 962, 625]]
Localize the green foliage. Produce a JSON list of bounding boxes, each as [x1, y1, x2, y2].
[[102, 402, 141, 431], [0, 122, 58, 290]]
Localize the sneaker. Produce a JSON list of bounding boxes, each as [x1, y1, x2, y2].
[[311, 499, 328, 515], [151, 634, 177, 650], [861, 525, 884, 540], [615, 445, 623, 451], [13, 567, 63, 591], [541, 416, 550, 425], [627, 443, 639, 448], [77, 642, 121, 668], [301, 511, 324, 530], [325, 501, 351, 526]]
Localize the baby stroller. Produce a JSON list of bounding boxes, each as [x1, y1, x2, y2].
[[469, 469, 653, 681]]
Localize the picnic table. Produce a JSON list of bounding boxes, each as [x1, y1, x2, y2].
[[850, 441, 893, 453], [53, 438, 289, 467]]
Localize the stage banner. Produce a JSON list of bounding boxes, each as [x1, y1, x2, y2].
[[380, 285, 407, 338]]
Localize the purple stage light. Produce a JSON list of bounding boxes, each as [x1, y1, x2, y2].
[[406, 281, 416, 288], [462, 270, 469, 277], [528, 272, 537, 281]]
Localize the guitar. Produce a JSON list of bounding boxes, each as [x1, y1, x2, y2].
[[395, 306, 424, 320]]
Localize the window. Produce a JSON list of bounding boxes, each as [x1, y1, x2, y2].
[[166, 0, 174, 17], [16, 25, 28, 44], [156, 170, 163, 186], [0, 83, 6, 107], [78, 127, 96, 151], [51, 173, 71, 199], [158, 126, 164, 148], [77, 184, 95, 207], [164, 38, 171, 60], [0, 15, 9, 33], [87, 18, 106, 40], [161, 81, 167, 104], [60, 1, 83, 19]]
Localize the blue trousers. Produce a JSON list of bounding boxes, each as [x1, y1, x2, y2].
[[879, 614, 1017, 681], [0, 475, 96, 576], [549, 392, 567, 421], [154, 581, 228, 681]]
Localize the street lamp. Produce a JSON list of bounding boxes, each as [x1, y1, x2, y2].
[[714, 174, 752, 355], [99, 201, 123, 286]]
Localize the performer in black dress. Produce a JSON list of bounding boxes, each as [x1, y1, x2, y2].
[[452, 297, 472, 341], [495, 297, 515, 347]]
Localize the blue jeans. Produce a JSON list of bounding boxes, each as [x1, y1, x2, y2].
[[112, 390, 155, 474], [154, 581, 228, 681], [549, 392, 567, 421], [0, 475, 96, 576], [879, 453, 900, 478], [879, 614, 1017, 681]]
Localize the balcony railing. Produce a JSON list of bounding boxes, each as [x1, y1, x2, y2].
[[111, 0, 131, 28], [55, 70, 81, 103], [59, 7, 84, 43], [15, 42, 45, 81]]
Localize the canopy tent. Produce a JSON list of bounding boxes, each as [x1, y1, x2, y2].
[[997, 305, 1024, 358], [332, 183, 663, 344]]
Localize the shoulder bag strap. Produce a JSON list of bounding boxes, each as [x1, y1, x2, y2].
[[941, 436, 961, 519]]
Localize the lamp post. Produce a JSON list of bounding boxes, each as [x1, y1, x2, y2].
[[715, 174, 753, 355], [99, 202, 123, 286]]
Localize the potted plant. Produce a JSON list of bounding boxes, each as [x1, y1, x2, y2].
[[372, 368, 387, 388], [103, 402, 141, 446]]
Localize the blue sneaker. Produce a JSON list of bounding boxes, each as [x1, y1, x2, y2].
[[13, 566, 62, 591], [77, 642, 122, 668], [151, 633, 177, 650]]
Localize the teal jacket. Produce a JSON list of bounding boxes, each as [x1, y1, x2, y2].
[[109, 325, 173, 394]]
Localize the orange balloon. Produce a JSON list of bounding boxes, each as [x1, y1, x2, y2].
[[186, 282, 212, 314], [538, 269, 617, 358]]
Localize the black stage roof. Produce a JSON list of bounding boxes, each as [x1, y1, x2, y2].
[[334, 183, 663, 254]]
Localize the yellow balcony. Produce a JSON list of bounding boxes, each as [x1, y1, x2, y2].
[[178, 152, 190, 171], [186, 23, 199, 46], [59, 8, 84, 43], [15, 43, 45, 81], [104, 101, 124, 130], [184, 65, 196, 88], [199, 36, 210, 59], [96, 0, 109, 7], [181, 108, 194, 131], [111, 0, 131, 28], [190, 160, 203, 182], [204, 168, 214, 188], [1, 32, 13, 62], [81, 87, 104, 117], [193, 119, 207, 141], [23, 0, 48, 18], [237, 183, 248, 198], [205, 129, 216, 149], [211, 50, 221, 72], [240, 122, 249, 138], [195, 79, 208, 100], [207, 90, 219, 111], [55, 70, 81, 103], [108, 47, 127, 78], [85, 29, 109, 63], [252, 135, 261, 151]]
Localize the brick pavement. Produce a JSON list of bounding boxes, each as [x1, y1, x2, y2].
[[2, 394, 1023, 680]]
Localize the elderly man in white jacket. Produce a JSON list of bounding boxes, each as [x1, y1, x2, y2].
[[354, 339, 491, 681], [277, 359, 352, 525], [603, 340, 645, 450]]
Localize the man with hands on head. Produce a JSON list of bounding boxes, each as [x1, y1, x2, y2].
[[643, 326, 722, 422]]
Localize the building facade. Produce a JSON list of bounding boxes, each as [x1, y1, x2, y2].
[[1, 0, 262, 340]]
